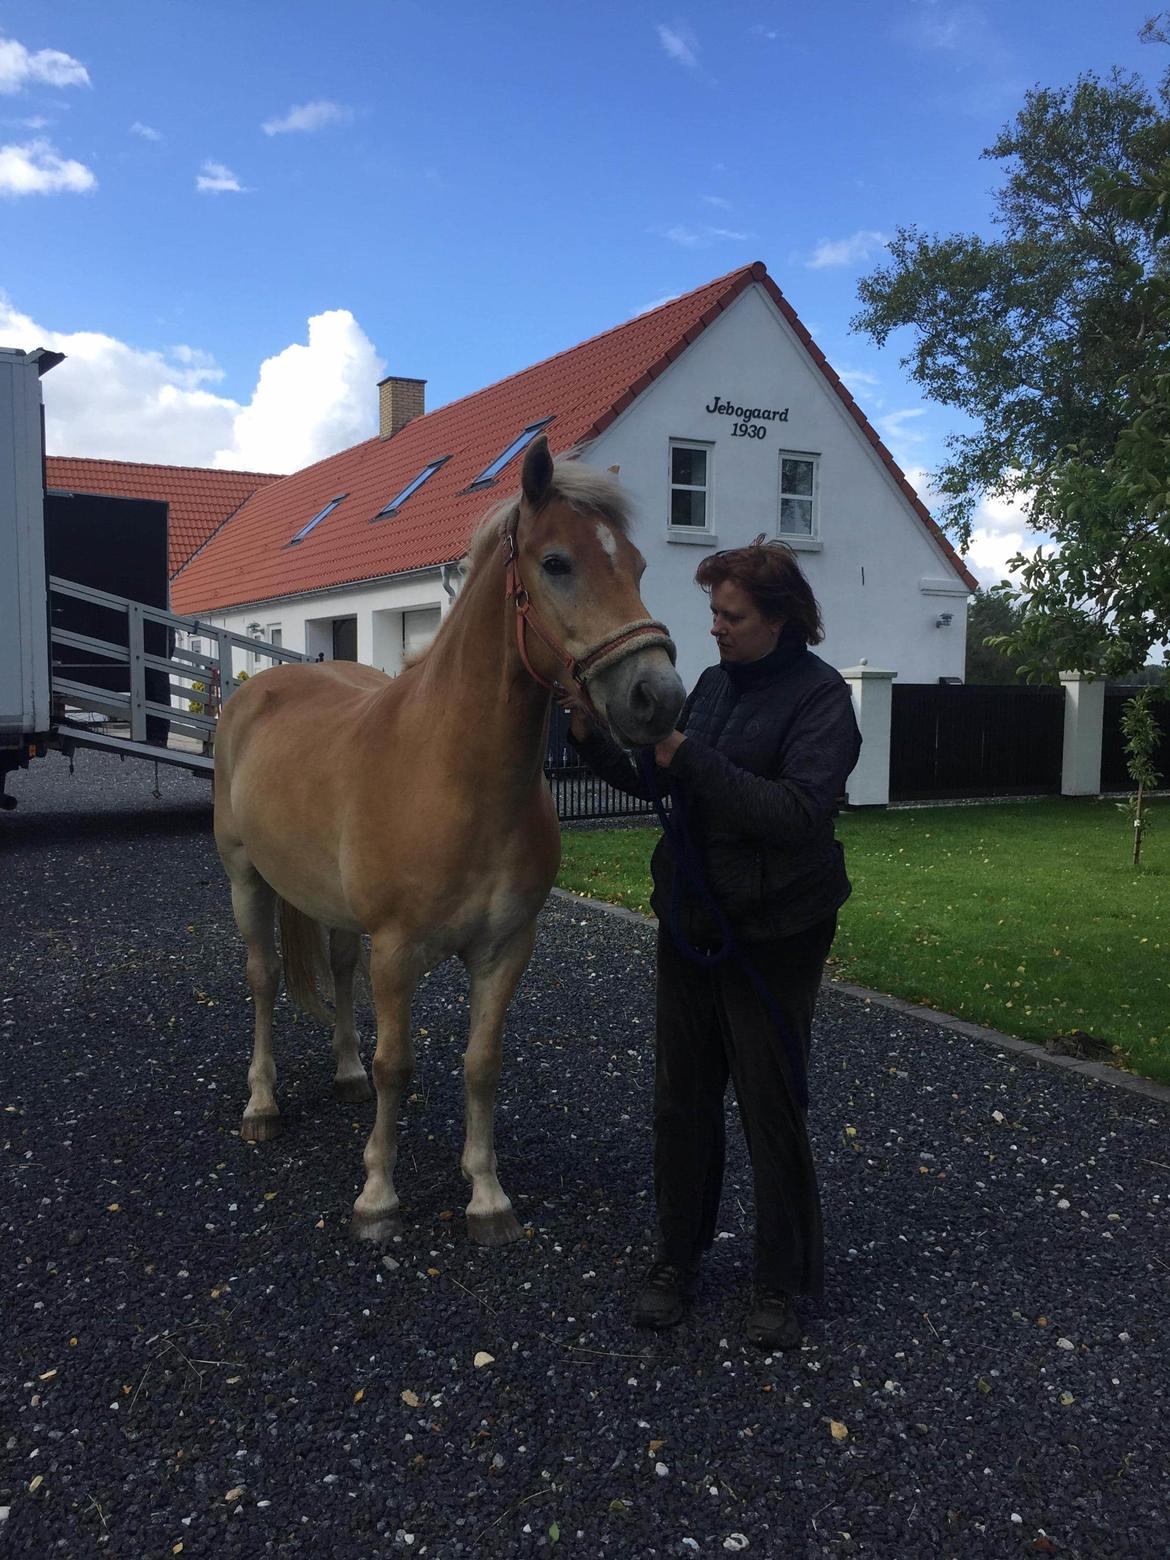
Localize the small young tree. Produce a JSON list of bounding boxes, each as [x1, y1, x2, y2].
[[1117, 689, 1164, 866]]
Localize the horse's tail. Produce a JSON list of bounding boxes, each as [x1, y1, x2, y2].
[[277, 898, 335, 1026]]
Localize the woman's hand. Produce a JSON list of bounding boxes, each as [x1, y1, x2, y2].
[[654, 731, 686, 768]]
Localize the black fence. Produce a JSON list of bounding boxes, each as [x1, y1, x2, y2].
[[543, 683, 1170, 822], [545, 706, 658, 824], [1101, 690, 1170, 791], [889, 683, 1066, 801]]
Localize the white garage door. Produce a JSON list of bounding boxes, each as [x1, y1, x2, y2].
[[403, 607, 441, 659]]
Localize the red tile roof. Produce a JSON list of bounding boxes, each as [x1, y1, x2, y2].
[[45, 456, 281, 578], [170, 261, 977, 614]]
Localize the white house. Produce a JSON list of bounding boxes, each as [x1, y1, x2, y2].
[[170, 260, 976, 688]]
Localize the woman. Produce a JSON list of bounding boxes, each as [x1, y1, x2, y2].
[[569, 536, 861, 1349]]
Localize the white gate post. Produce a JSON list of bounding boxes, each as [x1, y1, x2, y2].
[[1060, 672, 1105, 795], [841, 664, 897, 807]]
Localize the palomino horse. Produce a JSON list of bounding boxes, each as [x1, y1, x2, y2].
[[213, 438, 685, 1245]]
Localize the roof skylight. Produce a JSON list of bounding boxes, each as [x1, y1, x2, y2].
[[374, 457, 450, 519], [466, 417, 554, 490], [289, 494, 347, 544]]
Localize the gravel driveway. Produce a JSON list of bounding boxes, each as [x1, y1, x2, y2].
[[2, 750, 1168, 1559]]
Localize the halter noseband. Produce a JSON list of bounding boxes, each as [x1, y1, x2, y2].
[[502, 524, 676, 721]]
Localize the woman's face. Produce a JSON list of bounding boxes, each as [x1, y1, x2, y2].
[[709, 579, 783, 664]]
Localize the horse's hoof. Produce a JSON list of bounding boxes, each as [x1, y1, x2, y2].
[[467, 1209, 524, 1247], [240, 1112, 281, 1143], [334, 1075, 373, 1105], [350, 1209, 403, 1244]]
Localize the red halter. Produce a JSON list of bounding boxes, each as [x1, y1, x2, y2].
[[502, 528, 675, 721]]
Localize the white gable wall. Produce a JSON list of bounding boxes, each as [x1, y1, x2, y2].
[[585, 282, 969, 689]]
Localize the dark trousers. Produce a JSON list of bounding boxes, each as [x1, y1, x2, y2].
[[652, 914, 837, 1297]]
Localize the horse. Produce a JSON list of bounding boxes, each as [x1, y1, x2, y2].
[[213, 437, 686, 1245]]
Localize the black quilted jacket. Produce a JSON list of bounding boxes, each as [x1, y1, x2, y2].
[[572, 633, 862, 944]]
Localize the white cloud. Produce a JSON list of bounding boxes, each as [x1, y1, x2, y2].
[[0, 296, 384, 474], [662, 223, 750, 248], [632, 290, 683, 316], [805, 229, 889, 269], [214, 310, 383, 471], [130, 121, 162, 142], [702, 194, 732, 210], [196, 159, 246, 193], [0, 34, 89, 93], [964, 489, 1038, 588], [261, 99, 352, 135], [900, 468, 1037, 589], [839, 366, 881, 392], [657, 23, 699, 69], [875, 407, 928, 466], [749, 24, 779, 40], [0, 138, 95, 195]]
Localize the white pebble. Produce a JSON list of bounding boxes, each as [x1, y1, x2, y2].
[[1010, 1513, 1022, 1524], [724, 1536, 750, 1553], [1056, 1199, 1070, 1210], [682, 1541, 700, 1553], [655, 1462, 669, 1477]]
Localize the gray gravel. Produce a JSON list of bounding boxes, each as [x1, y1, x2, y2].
[[2, 749, 1168, 1559]]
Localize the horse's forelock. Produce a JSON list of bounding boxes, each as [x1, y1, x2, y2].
[[464, 458, 632, 577]]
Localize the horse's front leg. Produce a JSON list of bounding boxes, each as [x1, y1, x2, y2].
[[329, 930, 372, 1104], [351, 936, 417, 1242], [461, 922, 536, 1247]]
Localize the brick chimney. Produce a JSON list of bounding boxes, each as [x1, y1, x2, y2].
[[378, 376, 426, 439]]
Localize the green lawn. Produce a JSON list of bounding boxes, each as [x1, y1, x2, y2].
[[556, 798, 1170, 1086]]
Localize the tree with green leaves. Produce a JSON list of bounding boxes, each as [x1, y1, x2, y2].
[[964, 590, 1026, 684], [853, 47, 1170, 686]]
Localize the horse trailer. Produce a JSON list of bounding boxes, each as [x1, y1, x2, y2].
[[0, 345, 300, 810]]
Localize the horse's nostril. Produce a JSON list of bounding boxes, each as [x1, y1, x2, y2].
[[630, 679, 655, 720]]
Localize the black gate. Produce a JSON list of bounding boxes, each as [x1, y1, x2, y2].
[[544, 705, 658, 823], [1100, 690, 1170, 791], [890, 683, 1065, 801]]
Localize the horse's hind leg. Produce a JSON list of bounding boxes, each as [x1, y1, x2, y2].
[[460, 923, 535, 1247], [230, 870, 282, 1142], [330, 930, 371, 1104], [351, 936, 417, 1242]]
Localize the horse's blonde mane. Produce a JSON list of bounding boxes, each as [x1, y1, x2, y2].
[[463, 456, 633, 576]]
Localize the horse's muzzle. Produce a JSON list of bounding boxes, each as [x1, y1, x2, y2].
[[594, 647, 686, 748]]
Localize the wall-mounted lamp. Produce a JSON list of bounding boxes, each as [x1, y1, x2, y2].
[[246, 621, 263, 637], [935, 612, 954, 629]]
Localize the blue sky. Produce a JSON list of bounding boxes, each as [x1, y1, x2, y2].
[[1, 0, 1164, 586]]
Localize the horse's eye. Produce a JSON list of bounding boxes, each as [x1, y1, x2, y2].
[[542, 555, 572, 577]]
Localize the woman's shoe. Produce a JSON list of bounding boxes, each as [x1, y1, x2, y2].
[[633, 1259, 698, 1329], [745, 1286, 802, 1350]]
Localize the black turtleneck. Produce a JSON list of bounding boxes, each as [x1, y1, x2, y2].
[[723, 626, 807, 695]]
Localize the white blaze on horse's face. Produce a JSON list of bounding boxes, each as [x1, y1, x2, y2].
[[517, 446, 686, 747]]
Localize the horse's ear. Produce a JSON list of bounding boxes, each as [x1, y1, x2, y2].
[[522, 435, 554, 508], [608, 464, 620, 475]]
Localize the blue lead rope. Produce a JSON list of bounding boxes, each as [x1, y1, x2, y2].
[[636, 749, 809, 1111]]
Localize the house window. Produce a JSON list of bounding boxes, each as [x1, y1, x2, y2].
[[289, 494, 347, 544], [466, 418, 554, 490], [779, 454, 818, 538], [669, 441, 711, 529], [266, 625, 282, 648], [374, 457, 449, 518]]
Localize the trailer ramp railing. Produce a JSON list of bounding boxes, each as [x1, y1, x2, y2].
[[48, 575, 303, 771]]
